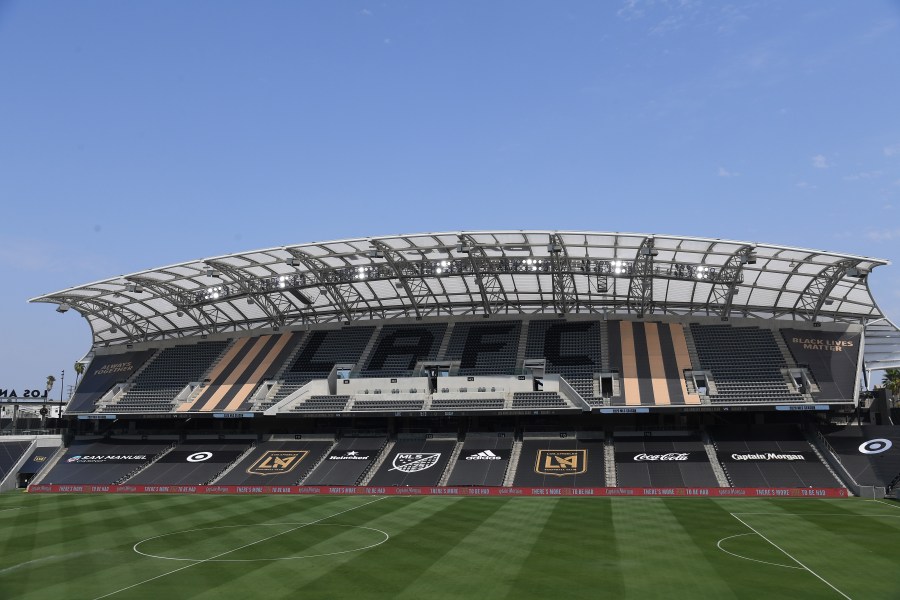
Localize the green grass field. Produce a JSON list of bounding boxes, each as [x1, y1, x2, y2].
[[1, 493, 899, 599]]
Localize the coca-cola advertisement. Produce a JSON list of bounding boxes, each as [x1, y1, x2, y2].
[[616, 452, 708, 462]]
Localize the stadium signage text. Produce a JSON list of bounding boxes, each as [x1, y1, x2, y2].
[[93, 361, 136, 375], [0, 389, 50, 400], [728, 453, 808, 461], [66, 454, 148, 464], [462, 450, 505, 461], [327, 451, 370, 460], [791, 337, 854, 352], [28, 484, 849, 498], [632, 453, 689, 461]]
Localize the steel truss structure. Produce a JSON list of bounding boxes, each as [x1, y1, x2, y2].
[[31, 231, 892, 348]]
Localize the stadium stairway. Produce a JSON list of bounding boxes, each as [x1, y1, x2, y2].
[[296, 438, 338, 484], [701, 429, 731, 487], [359, 439, 395, 486], [604, 434, 617, 487], [502, 440, 523, 487], [807, 427, 857, 493], [116, 442, 177, 484], [0, 438, 36, 493], [209, 442, 258, 484], [27, 444, 68, 487], [437, 438, 465, 486]]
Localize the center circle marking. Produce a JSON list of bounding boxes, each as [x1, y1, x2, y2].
[[134, 522, 389, 562]]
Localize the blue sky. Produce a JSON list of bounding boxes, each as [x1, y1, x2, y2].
[[1, 1, 899, 391]]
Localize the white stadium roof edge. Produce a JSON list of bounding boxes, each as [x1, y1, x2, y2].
[[29, 230, 900, 372]]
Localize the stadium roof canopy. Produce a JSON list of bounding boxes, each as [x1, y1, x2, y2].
[[31, 230, 897, 349]]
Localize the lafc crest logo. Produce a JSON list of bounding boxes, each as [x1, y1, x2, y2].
[[388, 453, 441, 473], [246, 450, 308, 476], [535, 450, 587, 477]]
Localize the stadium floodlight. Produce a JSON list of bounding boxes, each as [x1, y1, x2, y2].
[[56, 303, 70, 313]]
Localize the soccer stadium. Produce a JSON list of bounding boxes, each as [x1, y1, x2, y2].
[[1, 230, 899, 598]]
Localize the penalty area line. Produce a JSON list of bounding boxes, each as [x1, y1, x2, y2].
[[92, 496, 388, 600], [873, 499, 900, 511], [729, 513, 851, 600]]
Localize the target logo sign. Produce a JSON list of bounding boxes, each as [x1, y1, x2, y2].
[[858, 439, 892, 455], [187, 452, 213, 463]]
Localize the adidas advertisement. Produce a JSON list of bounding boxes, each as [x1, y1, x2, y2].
[[65, 454, 149, 464], [458, 449, 511, 461], [718, 451, 817, 462], [160, 450, 245, 464], [326, 450, 372, 461], [616, 452, 708, 463]]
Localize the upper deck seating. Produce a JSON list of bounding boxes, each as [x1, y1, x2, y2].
[[690, 324, 803, 404], [444, 321, 521, 376], [524, 320, 602, 404], [607, 321, 700, 406], [360, 323, 447, 377], [105, 341, 229, 412]]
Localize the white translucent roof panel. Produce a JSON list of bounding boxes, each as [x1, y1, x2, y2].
[[30, 231, 890, 346]]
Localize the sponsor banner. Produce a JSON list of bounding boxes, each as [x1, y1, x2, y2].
[[246, 450, 308, 476], [325, 450, 374, 461], [457, 449, 511, 461], [858, 439, 893, 455], [599, 408, 650, 414], [64, 454, 149, 464], [717, 451, 818, 462], [782, 329, 860, 400], [160, 450, 245, 464], [67, 350, 155, 412], [775, 405, 829, 411], [28, 484, 849, 498], [615, 452, 708, 462], [213, 412, 254, 419]]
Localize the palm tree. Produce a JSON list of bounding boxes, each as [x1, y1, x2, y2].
[[74, 362, 85, 388], [881, 369, 900, 398]]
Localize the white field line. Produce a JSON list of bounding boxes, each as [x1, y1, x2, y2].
[[93, 496, 388, 600], [715, 533, 802, 570], [733, 512, 900, 517], [730, 513, 851, 600], [874, 499, 900, 510], [0, 507, 22, 514]]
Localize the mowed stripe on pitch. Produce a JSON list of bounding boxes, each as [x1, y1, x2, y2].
[[397, 498, 561, 599], [612, 498, 736, 598]]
